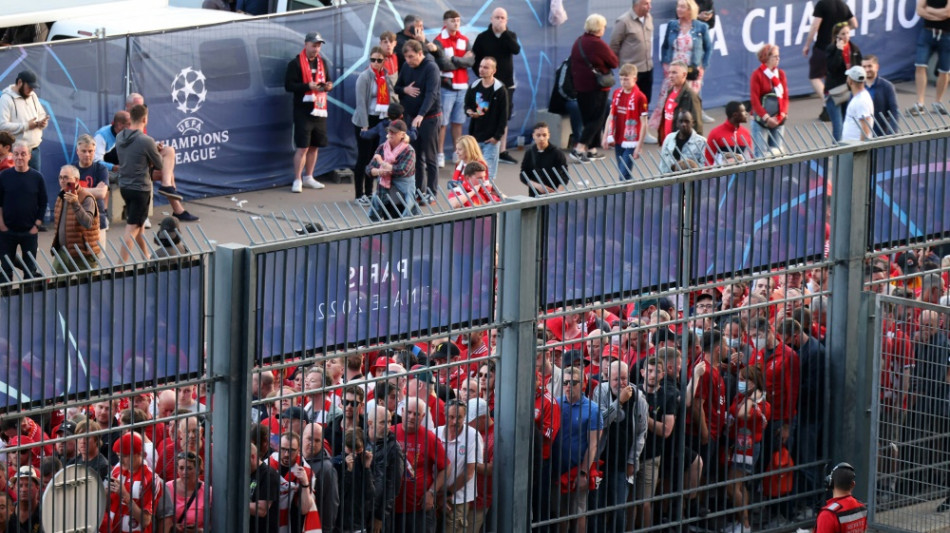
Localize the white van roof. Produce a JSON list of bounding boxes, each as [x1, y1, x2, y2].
[[1, 0, 249, 40]]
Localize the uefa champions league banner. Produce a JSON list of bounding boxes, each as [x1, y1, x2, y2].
[[869, 140, 950, 246], [0, 265, 203, 409], [255, 216, 495, 361]]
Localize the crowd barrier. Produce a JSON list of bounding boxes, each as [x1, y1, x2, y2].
[[0, 125, 949, 531]]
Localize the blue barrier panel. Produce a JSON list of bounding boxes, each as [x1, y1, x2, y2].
[[0, 263, 204, 408], [870, 140, 950, 247], [256, 216, 496, 361], [541, 186, 683, 306]]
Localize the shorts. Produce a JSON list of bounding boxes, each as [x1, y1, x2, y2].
[[808, 46, 828, 80], [441, 87, 467, 125], [120, 188, 151, 226], [636, 455, 661, 500], [293, 115, 328, 148], [915, 27, 950, 72]]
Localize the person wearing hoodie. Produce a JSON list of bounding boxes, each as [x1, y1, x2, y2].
[[0, 71, 47, 171], [116, 104, 164, 263]]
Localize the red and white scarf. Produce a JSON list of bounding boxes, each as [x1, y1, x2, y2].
[[106, 464, 157, 533], [268, 454, 322, 533], [298, 50, 328, 117], [609, 88, 644, 148], [379, 140, 409, 188], [761, 65, 783, 98], [374, 67, 390, 116], [435, 28, 470, 89]]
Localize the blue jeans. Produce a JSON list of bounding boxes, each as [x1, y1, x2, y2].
[[589, 468, 629, 533], [825, 96, 846, 141], [369, 176, 417, 221], [478, 141, 499, 181], [29, 147, 40, 172], [440, 87, 467, 125], [916, 27, 950, 71], [795, 420, 822, 509], [615, 146, 636, 180], [565, 99, 583, 146], [750, 120, 785, 157]]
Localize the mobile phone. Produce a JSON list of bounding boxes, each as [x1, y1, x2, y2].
[[68, 182, 78, 193]]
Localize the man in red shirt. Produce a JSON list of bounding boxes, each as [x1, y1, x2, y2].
[[393, 397, 449, 533], [748, 317, 800, 443], [685, 330, 727, 517], [705, 101, 754, 164], [815, 463, 867, 533]]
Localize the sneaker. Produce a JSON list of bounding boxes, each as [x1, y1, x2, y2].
[[908, 103, 926, 117], [498, 151, 518, 164], [173, 210, 199, 222], [355, 195, 372, 206], [702, 111, 715, 123], [291, 180, 303, 193], [569, 149, 589, 163], [157, 185, 184, 200], [451, 152, 460, 164], [586, 150, 606, 160], [437, 153, 445, 168], [934, 102, 950, 115], [143, 218, 152, 229], [302, 177, 325, 189], [644, 133, 659, 144]]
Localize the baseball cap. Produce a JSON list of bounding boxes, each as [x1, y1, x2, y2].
[[895, 251, 920, 274], [601, 345, 622, 361], [372, 356, 396, 371], [16, 70, 39, 89], [55, 421, 77, 436], [409, 364, 433, 383], [845, 66, 866, 83], [304, 32, 326, 44], [430, 342, 460, 361], [466, 398, 490, 423], [561, 349, 586, 367], [387, 119, 408, 134], [12, 465, 40, 486], [279, 407, 308, 421], [8, 436, 35, 448], [112, 433, 144, 456]]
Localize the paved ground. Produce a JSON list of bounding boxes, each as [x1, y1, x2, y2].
[[31, 80, 946, 253]]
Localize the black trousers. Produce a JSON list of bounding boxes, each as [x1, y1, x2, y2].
[[353, 116, 381, 198], [412, 116, 440, 195], [576, 90, 609, 149]]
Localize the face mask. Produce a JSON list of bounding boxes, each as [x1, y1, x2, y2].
[[737, 381, 748, 394], [693, 328, 704, 339], [726, 338, 741, 349], [752, 338, 766, 350]]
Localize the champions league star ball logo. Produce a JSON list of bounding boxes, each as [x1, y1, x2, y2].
[[170, 67, 208, 114]]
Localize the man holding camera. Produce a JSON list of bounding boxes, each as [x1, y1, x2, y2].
[[815, 463, 867, 533]]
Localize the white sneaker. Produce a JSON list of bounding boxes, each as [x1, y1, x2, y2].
[[143, 218, 151, 229], [644, 133, 659, 144], [702, 112, 715, 123], [451, 152, 459, 164], [437, 153, 445, 168], [291, 180, 303, 193], [302, 177, 325, 189]]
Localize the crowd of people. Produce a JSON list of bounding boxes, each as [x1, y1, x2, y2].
[[0, 246, 945, 533]]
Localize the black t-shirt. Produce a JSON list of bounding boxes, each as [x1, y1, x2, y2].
[[7, 506, 42, 533], [642, 385, 679, 459], [519, 146, 570, 197], [696, 0, 715, 29], [250, 463, 280, 533], [925, 0, 950, 29], [813, 0, 854, 48]]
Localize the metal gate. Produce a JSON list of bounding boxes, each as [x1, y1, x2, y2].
[[869, 294, 950, 533]]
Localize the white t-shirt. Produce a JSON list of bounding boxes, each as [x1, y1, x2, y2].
[[435, 425, 483, 504], [842, 89, 874, 141]]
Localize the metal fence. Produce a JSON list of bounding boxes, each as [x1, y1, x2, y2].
[[2, 126, 950, 533], [869, 296, 950, 533]]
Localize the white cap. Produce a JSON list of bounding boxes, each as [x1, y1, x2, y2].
[[845, 66, 866, 82], [466, 398, 490, 423]]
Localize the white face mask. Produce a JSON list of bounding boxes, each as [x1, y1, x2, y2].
[[693, 328, 704, 339], [726, 338, 741, 349], [752, 338, 766, 350], [737, 380, 748, 394]]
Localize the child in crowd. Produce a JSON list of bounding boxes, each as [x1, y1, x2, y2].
[[603, 63, 648, 180], [360, 102, 417, 146]]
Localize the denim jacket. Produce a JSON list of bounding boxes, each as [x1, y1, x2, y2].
[[660, 19, 712, 68]]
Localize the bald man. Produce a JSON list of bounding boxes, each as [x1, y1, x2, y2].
[[471, 7, 522, 164]]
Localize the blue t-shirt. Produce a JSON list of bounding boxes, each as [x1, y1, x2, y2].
[[552, 395, 603, 473]]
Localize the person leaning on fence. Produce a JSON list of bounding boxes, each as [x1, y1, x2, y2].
[[520, 122, 570, 197], [815, 463, 867, 533], [705, 101, 753, 165], [50, 164, 101, 273], [366, 119, 418, 221], [659, 110, 708, 171]]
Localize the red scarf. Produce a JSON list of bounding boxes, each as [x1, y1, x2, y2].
[[842, 43, 851, 69], [760, 64, 784, 98], [267, 455, 322, 533], [383, 55, 398, 78], [298, 50, 328, 117], [374, 67, 390, 115]]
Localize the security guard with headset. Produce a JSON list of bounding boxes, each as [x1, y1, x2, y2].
[[815, 462, 868, 533]]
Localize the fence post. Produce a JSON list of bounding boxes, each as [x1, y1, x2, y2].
[[827, 148, 874, 501], [495, 204, 540, 532], [210, 243, 252, 532]]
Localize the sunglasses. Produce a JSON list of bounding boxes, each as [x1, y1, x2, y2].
[[563, 380, 581, 386], [177, 451, 197, 460], [343, 399, 361, 407], [369, 57, 385, 63]]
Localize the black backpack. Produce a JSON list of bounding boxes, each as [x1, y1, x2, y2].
[[548, 57, 576, 114]]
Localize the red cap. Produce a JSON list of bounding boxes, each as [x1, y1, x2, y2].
[[112, 433, 144, 456], [8, 436, 35, 448], [372, 356, 396, 370], [601, 345, 622, 360]]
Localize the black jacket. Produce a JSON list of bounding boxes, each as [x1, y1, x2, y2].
[[471, 25, 521, 87], [370, 431, 405, 524], [465, 78, 509, 143], [825, 40, 862, 93]]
